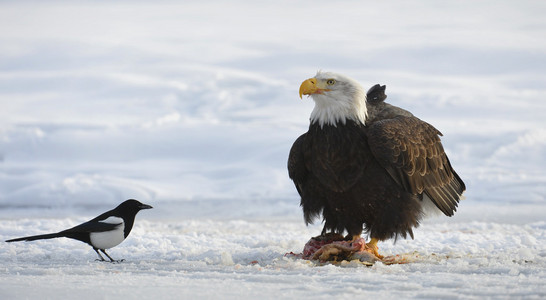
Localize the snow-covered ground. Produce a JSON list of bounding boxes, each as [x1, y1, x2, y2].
[[1, 1, 545, 299]]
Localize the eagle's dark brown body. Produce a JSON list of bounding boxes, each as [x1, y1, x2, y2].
[[288, 85, 465, 242]]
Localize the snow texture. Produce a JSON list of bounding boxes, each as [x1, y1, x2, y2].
[[1, 0, 545, 299]]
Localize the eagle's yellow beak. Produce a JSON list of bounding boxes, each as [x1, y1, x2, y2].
[[299, 78, 331, 99]]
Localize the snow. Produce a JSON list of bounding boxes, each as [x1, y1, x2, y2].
[[1, 0, 545, 299]]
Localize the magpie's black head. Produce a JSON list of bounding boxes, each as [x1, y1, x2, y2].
[[115, 199, 153, 217]]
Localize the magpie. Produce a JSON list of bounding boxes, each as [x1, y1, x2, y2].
[[6, 199, 152, 262]]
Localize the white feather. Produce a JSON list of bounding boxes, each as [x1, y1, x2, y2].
[[89, 216, 125, 249], [309, 71, 368, 127], [421, 194, 444, 217]]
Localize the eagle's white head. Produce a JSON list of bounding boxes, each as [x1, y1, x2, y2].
[[299, 71, 367, 127]]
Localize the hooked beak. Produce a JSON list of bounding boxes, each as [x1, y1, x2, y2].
[[299, 77, 331, 99]]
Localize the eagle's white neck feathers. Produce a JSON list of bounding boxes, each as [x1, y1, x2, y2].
[[309, 71, 368, 127]]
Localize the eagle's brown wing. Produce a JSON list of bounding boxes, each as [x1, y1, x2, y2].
[[366, 116, 465, 216]]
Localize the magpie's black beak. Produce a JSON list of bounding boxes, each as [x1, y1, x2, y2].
[[139, 204, 153, 210]]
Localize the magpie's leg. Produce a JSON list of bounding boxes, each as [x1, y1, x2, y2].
[[94, 248, 106, 261], [100, 249, 124, 263], [100, 249, 115, 262]]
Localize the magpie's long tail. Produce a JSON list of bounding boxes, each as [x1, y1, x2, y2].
[[6, 232, 63, 242]]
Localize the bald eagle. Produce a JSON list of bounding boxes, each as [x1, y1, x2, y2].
[[288, 71, 465, 258]]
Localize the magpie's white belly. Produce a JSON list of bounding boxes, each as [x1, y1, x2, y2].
[[89, 217, 125, 249]]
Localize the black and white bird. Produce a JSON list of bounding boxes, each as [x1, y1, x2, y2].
[[6, 199, 153, 262]]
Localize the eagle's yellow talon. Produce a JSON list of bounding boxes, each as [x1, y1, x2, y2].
[[366, 238, 384, 259]]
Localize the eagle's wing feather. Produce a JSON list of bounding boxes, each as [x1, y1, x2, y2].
[[306, 124, 370, 193], [288, 133, 307, 197], [367, 116, 465, 216]]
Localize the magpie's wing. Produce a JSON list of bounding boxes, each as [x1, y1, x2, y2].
[[61, 213, 123, 234]]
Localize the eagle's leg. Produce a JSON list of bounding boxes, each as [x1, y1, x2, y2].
[[320, 224, 328, 236], [366, 238, 384, 259], [347, 235, 384, 259], [311, 225, 345, 241], [313, 230, 344, 241]]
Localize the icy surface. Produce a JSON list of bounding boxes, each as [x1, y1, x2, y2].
[[1, 0, 545, 299]]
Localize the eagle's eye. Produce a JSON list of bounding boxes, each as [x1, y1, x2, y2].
[[326, 79, 336, 85]]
